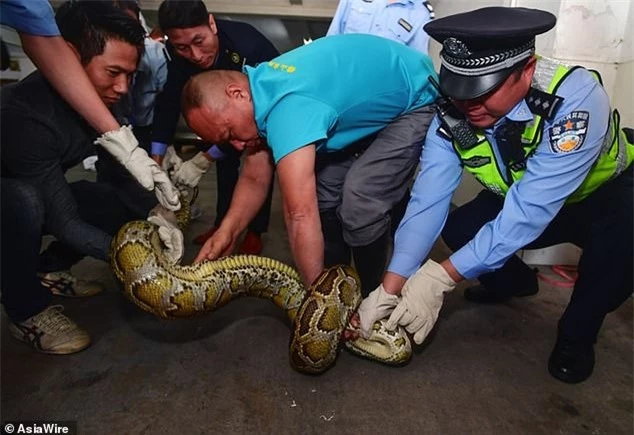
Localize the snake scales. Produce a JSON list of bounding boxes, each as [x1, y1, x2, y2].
[[110, 195, 411, 374]]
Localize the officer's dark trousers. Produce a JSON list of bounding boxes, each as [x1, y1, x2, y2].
[[1, 179, 133, 322], [213, 146, 273, 233], [441, 164, 634, 344]]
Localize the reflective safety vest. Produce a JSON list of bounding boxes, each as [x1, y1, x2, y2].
[[452, 57, 634, 203]]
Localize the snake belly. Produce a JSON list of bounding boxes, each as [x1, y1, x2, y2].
[[110, 219, 411, 373]]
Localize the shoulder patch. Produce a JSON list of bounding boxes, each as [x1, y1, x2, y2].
[[549, 111, 589, 153]]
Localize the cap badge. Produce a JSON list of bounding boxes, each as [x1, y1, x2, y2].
[[443, 37, 471, 58]]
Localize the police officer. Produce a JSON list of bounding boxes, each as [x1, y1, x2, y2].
[[150, 0, 279, 254], [327, 0, 434, 55], [357, 7, 634, 384]]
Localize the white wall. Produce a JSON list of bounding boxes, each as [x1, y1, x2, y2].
[[0, 26, 37, 82]]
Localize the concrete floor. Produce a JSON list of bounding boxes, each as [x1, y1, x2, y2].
[[2, 158, 632, 434]]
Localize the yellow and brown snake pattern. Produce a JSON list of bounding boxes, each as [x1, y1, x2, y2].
[[110, 200, 411, 373]]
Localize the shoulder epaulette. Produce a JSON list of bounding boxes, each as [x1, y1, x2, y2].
[[525, 87, 564, 120]]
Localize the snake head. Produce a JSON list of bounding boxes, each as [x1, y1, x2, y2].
[[344, 319, 412, 365]]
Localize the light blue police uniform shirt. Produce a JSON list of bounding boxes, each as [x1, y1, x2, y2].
[[245, 33, 438, 164], [327, 0, 433, 55], [129, 38, 169, 127], [0, 0, 60, 36], [388, 67, 611, 279]]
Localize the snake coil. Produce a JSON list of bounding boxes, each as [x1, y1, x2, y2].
[[110, 194, 411, 373]]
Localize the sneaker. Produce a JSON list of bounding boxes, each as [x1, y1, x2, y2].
[[9, 305, 91, 354], [38, 270, 104, 298], [193, 225, 219, 245], [238, 231, 263, 255]]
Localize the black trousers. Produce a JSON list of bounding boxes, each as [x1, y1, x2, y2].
[[1, 179, 134, 322], [441, 165, 634, 344], [213, 145, 273, 234]]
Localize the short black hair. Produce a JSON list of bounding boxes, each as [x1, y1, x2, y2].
[[112, 0, 141, 20], [56, 1, 145, 65], [158, 0, 209, 32]]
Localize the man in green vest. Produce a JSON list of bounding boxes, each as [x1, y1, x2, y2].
[[357, 6, 633, 383]]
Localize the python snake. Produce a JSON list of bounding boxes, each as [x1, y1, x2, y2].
[[110, 195, 411, 374]]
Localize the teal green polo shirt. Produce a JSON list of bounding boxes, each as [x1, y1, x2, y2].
[[245, 33, 438, 163]]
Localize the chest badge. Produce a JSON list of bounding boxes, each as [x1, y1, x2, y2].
[[231, 52, 241, 64], [398, 18, 413, 32]]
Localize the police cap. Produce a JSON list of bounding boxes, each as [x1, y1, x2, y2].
[[423, 7, 556, 100]]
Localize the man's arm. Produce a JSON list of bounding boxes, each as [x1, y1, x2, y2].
[[222, 147, 274, 232], [20, 34, 120, 134], [326, 0, 350, 36], [405, 6, 433, 55], [1, 0, 119, 133], [195, 147, 274, 262], [276, 145, 323, 287]]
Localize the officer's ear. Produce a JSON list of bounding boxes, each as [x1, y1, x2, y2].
[[208, 14, 217, 35], [519, 56, 537, 85]]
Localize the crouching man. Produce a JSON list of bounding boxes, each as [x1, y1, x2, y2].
[[0, 1, 181, 354]]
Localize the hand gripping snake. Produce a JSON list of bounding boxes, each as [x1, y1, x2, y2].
[[110, 194, 412, 374]]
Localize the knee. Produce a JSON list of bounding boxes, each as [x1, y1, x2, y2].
[[3, 180, 45, 224], [338, 199, 389, 246]]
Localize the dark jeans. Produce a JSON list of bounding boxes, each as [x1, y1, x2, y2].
[[1, 179, 136, 322], [441, 165, 634, 344], [214, 145, 273, 234], [1, 179, 51, 322]]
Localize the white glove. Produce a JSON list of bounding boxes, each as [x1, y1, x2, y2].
[[161, 145, 183, 175], [172, 151, 212, 188], [95, 126, 181, 211], [357, 284, 400, 339], [385, 260, 456, 345], [147, 205, 184, 264]]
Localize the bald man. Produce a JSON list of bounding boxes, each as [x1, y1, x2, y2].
[[182, 35, 438, 290]]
